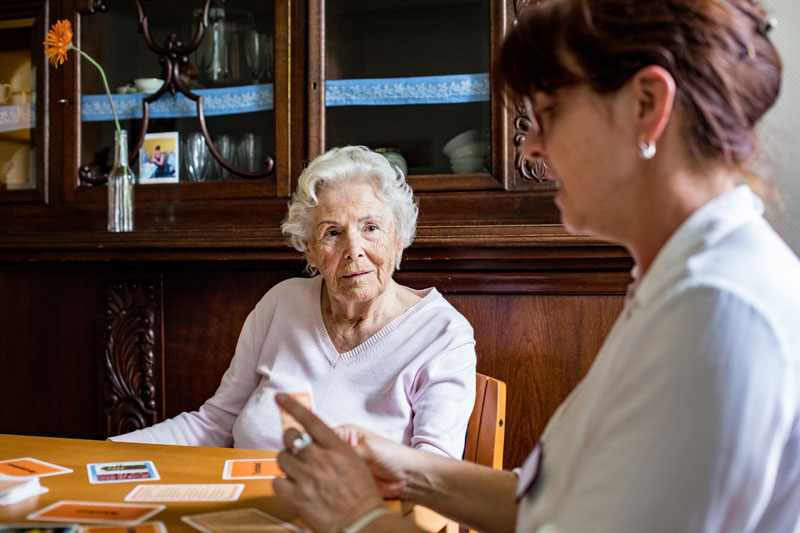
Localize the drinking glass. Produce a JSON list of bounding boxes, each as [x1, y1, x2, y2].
[[236, 133, 264, 172], [184, 133, 210, 182], [212, 134, 235, 180], [244, 30, 272, 83]]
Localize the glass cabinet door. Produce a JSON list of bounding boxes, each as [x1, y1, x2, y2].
[[311, 0, 518, 192], [0, 9, 47, 203], [73, 0, 277, 199]]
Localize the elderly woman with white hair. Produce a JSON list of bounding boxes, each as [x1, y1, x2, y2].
[[111, 146, 477, 458]]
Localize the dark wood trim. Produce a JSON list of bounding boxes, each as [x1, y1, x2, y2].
[[307, 0, 323, 161], [274, 0, 292, 197], [0, 5, 49, 205], [490, 0, 511, 189], [396, 271, 629, 295]]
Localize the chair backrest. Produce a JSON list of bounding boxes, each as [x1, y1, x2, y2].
[[464, 372, 506, 469]]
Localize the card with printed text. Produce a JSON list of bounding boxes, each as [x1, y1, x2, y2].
[[87, 461, 160, 484], [222, 459, 282, 480], [181, 508, 302, 533], [26, 500, 164, 525], [124, 484, 244, 502], [0, 458, 73, 478], [78, 521, 166, 532], [279, 391, 313, 434]]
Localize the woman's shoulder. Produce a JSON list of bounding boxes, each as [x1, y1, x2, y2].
[[252, 276, 319, 312], [402, 285, 474, 333]]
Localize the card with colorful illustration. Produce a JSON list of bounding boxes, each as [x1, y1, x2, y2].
[[279, 391, 313, 434], [0, 525, 78, 533], [181, 508, 302, 533], [0, 458, 73, 479], [87, 461, 160, 484], [26, 501, 165, 525], [124, 484, 244, 502], [222, 459, 282, 480], [77, 521, 166, 532]]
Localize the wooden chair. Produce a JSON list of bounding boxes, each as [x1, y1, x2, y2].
[[464, 372, 507, 469]]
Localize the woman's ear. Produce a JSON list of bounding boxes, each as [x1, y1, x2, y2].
[[304, 246, 316, 269], [630, 65, 676, 145]]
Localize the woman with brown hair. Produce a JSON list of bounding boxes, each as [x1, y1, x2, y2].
[[269, 1, 800, 532]]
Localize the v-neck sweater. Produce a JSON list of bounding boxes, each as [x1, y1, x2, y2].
[[111, 276, 477, 458]]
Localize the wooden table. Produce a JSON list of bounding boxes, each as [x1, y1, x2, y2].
[[0, 434, 453, 532]]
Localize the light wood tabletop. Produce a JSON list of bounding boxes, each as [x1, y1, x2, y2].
[[0, 434, 451, 532]]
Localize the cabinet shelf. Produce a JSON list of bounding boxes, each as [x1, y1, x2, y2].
[[75, 73, 490, 123]]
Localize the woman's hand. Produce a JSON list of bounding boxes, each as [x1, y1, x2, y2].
[[273, 394, 387, 533], [334, 424, 415, 499]]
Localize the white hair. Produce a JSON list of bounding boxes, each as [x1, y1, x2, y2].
[[281, 146, 418, 269]]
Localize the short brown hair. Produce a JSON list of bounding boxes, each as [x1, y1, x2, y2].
[[496, 0, 782, 169]]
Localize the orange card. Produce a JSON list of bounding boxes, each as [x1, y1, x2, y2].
[[0, 457, 73, 478], [279, 391, 313, 434], [222, 459, 283, 479], [27, 500, 165, 525], [78, 521, 166, 532]]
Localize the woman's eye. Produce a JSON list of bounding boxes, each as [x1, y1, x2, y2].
[[325, 229, 340, 237], [365, 224, 378, 232]]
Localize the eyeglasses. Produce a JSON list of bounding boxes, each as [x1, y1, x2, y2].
[[520, 95, 542, 137]]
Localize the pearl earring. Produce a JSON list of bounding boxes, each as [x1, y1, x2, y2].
[[638, 139, 656, 160]]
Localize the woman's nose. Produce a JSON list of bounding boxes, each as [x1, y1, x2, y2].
[[343, 232, 365, 259], [519, 129, 546, 161]]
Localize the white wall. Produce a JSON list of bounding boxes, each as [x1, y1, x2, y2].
[[761, 0, 800, 254]]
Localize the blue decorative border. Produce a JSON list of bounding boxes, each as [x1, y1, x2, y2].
[[325, 73, 489, 106], [4, 73, 492, 126], [81, 84, 275, 122], [0, 103, 34, 134]]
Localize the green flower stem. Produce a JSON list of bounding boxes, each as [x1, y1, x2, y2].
[[70, 44, 131, 174], [74, 47, 121, 137]]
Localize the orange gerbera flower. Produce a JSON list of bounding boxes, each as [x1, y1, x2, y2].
[[43, 19, 74, 68]]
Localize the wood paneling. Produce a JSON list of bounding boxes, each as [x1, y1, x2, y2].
[[0, 260, 628, 470], [446, 293, 623, 468], [0, 267, 104, 438], [160, 268, 300, 417]]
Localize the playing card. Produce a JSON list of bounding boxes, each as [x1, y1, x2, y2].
[[26, 501, 164, 525], [77, 522, 166, 532], [87, 461, 160, 484], [124, 484, 244, 502], [181, 508, 302, 533], [0, 526, 78, 532], [279, 391, 313, 434], [0, 458, 72, 478], [222, 459, 283, 480]]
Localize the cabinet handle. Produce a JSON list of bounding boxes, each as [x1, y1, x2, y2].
[[58, 98, 71, 104]]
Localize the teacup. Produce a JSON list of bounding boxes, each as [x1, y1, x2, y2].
[[10, 91, 32, 105], [133, 78, 164, 93], [0, 83, 11, 104]]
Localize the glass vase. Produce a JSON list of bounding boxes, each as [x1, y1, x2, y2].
[[107, 129, 135, 232]]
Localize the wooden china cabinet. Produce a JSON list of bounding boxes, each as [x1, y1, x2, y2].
[[0, 0, 630, 469]]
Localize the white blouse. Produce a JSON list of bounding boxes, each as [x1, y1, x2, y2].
[[517, 186, 800, 532]]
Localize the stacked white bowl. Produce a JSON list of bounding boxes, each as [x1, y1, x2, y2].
[[443, 129, 489, 173]]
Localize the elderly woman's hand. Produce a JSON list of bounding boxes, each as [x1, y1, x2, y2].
[[334, 424, 416, 499], [274, 393, 387, 533]]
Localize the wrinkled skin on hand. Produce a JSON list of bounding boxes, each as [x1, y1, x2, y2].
[[274, 394, 388, 533], [333, 424, 414, 499]]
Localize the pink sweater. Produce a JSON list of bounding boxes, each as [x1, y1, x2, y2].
[[111, 276, 477, 458]]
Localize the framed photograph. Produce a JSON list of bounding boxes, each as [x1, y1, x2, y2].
[[139, 131, 179, 183]]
